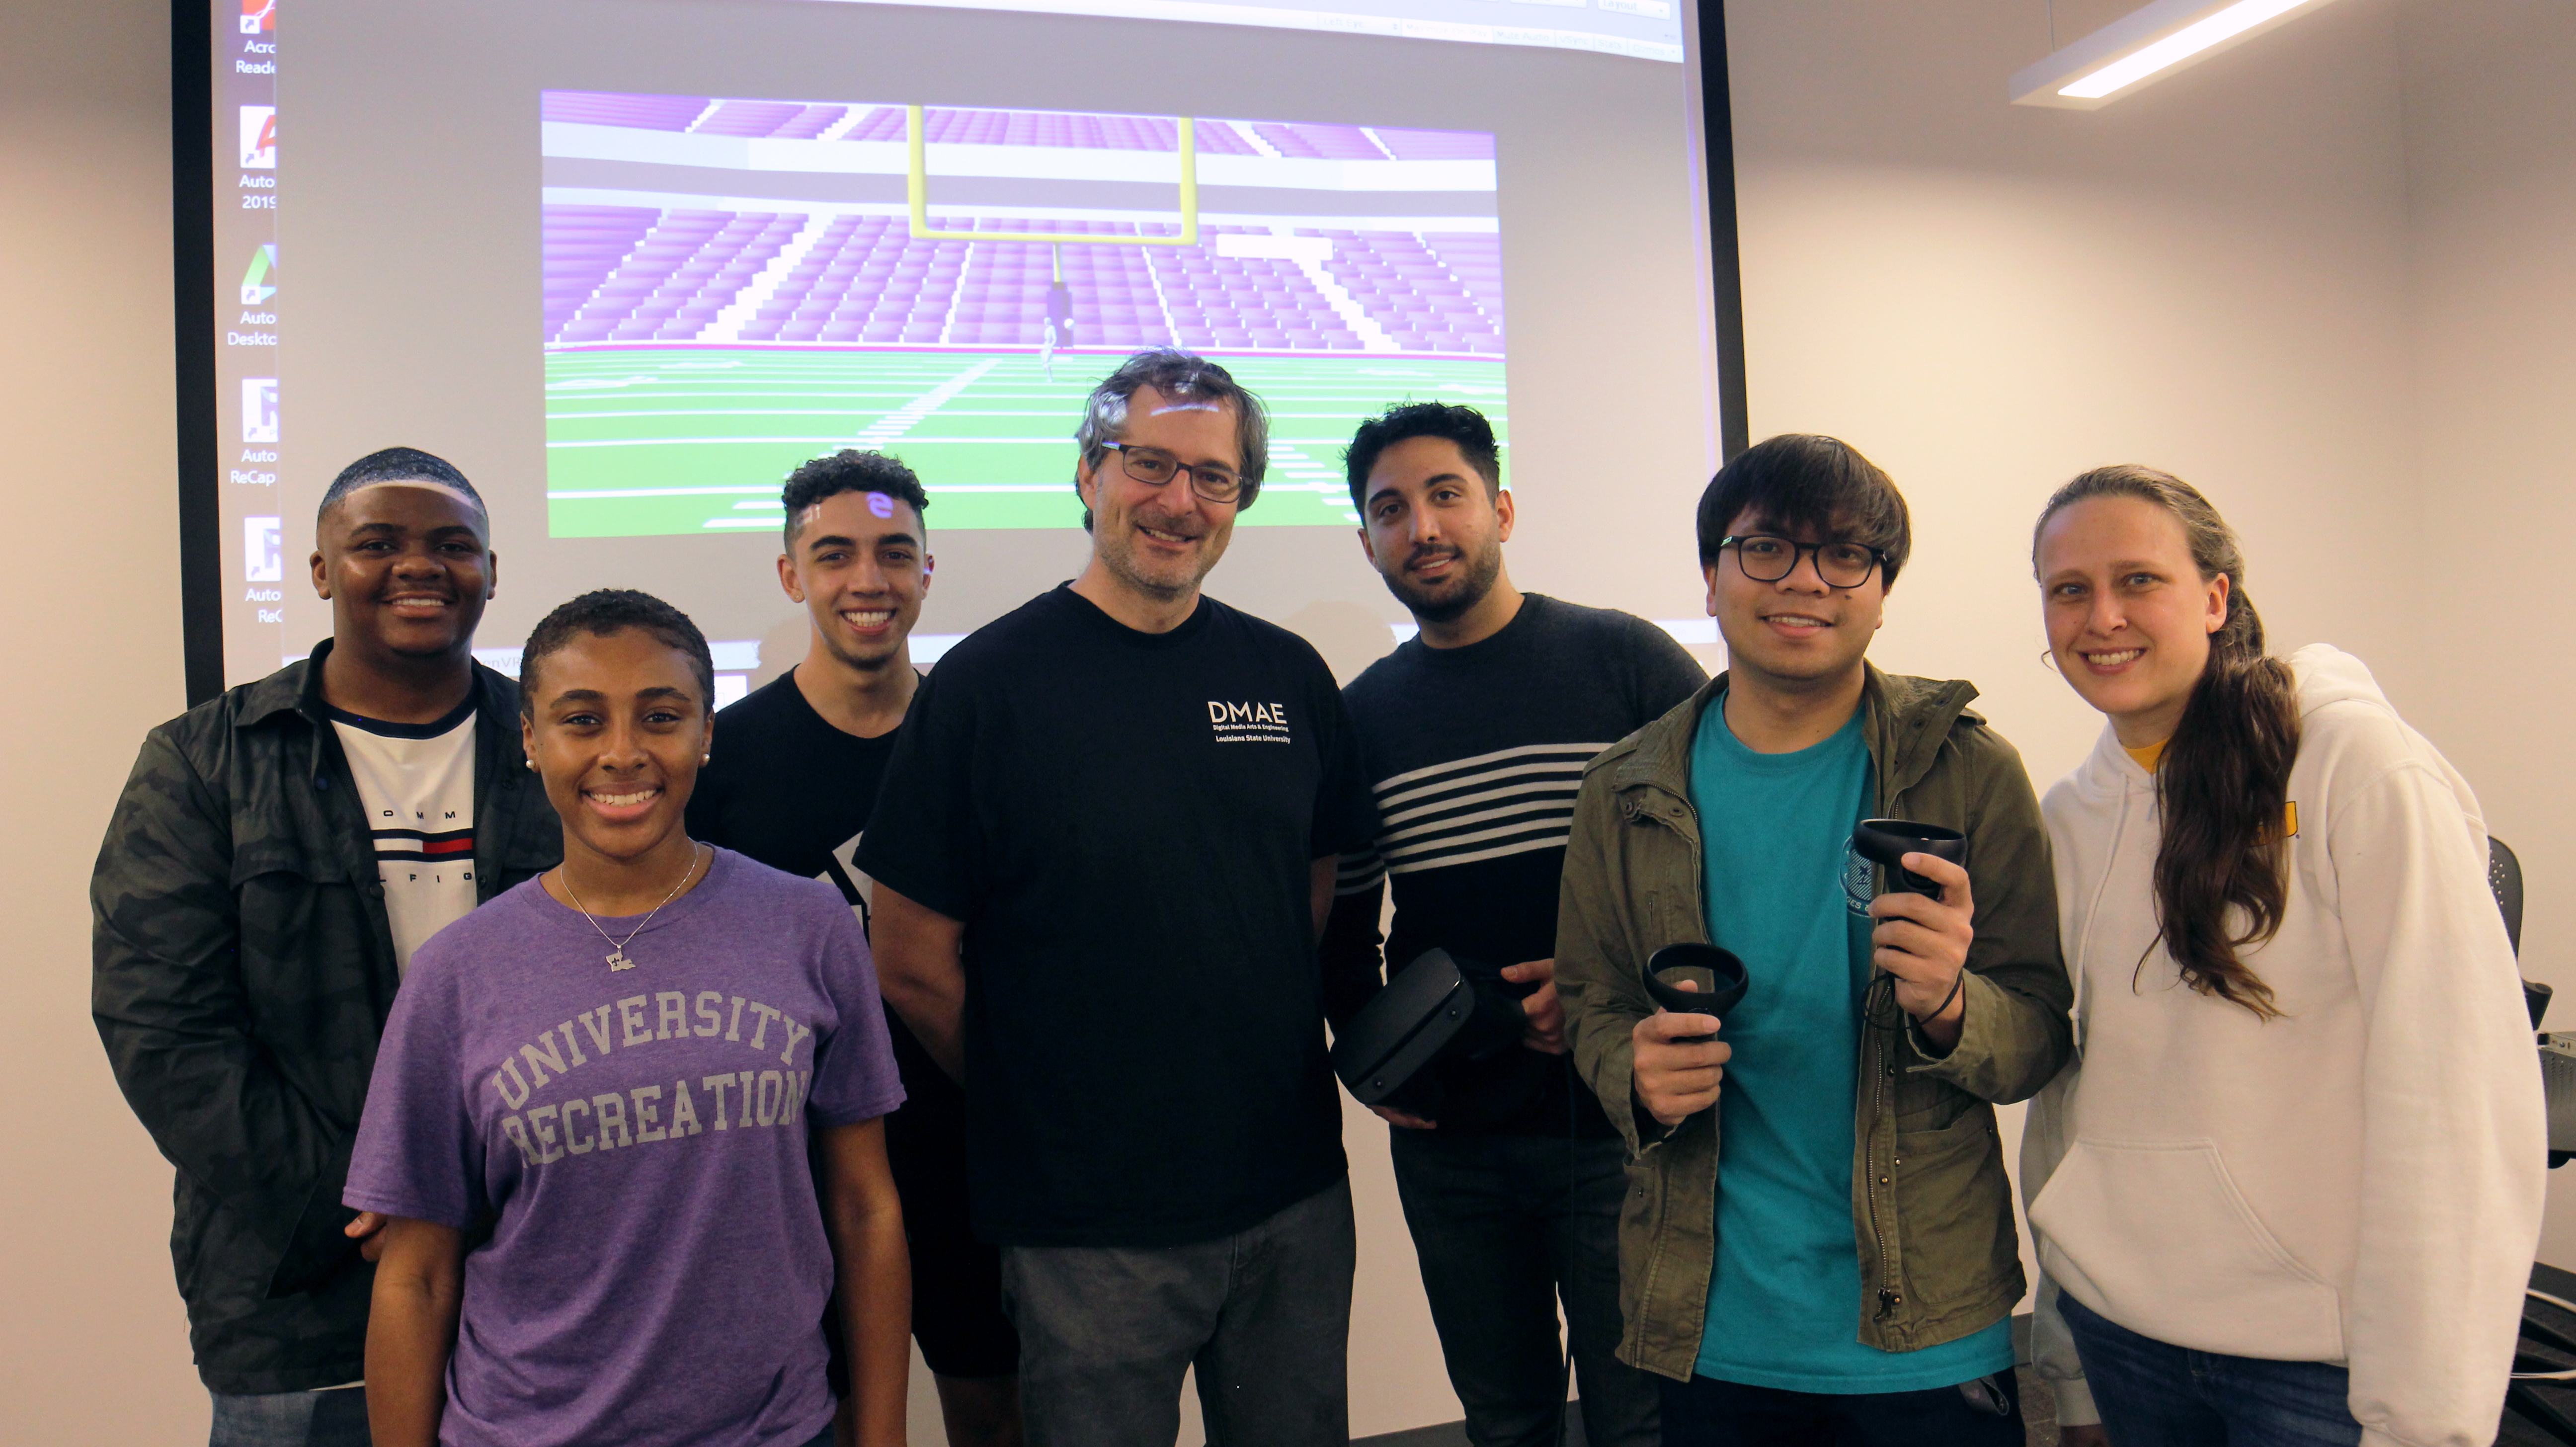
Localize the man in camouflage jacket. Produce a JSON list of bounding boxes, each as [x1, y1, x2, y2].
[[91, 450, 558, 1437]]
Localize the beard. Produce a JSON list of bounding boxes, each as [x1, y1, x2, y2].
[[1099, 503, 1227, 600], [1384, 539, 1504, 624]]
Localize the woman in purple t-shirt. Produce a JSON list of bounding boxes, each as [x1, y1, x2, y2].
[[346, 591, 911, 1447]]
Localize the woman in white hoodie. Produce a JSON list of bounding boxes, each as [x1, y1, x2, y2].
[[2019, 465, 2544, 1447]]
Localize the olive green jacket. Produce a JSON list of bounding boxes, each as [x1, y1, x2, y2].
[[1555, 666, 2074, 1379]]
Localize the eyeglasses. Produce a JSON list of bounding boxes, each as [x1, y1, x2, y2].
[[1103, 443, 1246, 506], [1720, 534, 1885, 589]]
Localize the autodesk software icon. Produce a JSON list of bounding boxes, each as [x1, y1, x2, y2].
[[241, 244, 277, 305], [240, 106, 276, 169], [242, 378, 279, 443], [244, 517, 284, 583]]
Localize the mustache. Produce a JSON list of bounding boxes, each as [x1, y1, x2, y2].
[[1405, 544, 1462, 569], [1132, 508, 1207, 540]]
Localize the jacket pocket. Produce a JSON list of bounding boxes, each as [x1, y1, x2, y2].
[[1891, 1105, 2018, 1312], [230, 837, 346, 887], [2027, 1138, 2343, 1361]]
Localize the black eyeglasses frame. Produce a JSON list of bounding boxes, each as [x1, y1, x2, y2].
[[1718, 533, 1886, 589]]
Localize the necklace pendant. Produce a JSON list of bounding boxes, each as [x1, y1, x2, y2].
[[606, 950, 635, 972]]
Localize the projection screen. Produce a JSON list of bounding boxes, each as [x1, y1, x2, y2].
[[180, 0, 1740, 700]]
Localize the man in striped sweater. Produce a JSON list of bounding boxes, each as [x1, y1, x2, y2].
[[1321, 403, 1704, 1447]]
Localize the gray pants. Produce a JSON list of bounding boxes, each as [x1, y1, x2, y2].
[[1000, 1178, 1356, 1447]]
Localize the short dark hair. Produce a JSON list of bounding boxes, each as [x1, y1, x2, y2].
[[1073, 349, 1270, 529], [318, 447, 485, 527], [1694, 434, 1911, 587], [517, 589, 715, 718], [780, 449, 931, 549], [1342, 402, 1501, 511]]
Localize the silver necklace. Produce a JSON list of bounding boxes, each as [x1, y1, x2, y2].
[[558, 843, 708, 971]]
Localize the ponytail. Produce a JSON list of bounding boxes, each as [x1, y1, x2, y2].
[[2035, 467, 2302, 1018]]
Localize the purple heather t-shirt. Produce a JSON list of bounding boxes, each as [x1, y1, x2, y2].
[[346, 848, 905, 1447]]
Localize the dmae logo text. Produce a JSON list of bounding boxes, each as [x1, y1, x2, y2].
[[1208, 700, 1291, 744]]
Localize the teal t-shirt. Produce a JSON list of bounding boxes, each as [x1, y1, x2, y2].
[[1687, 694, 2013, 1392]]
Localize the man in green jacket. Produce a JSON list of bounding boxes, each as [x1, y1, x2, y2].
[[1555, 434, 2072, 1445]]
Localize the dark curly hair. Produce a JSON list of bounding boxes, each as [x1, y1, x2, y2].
[[517, 589, 715, 717], [781, 449, 930, 549], [1342, 402, 1501, 511]]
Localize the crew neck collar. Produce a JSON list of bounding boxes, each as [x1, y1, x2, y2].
[[1052, 580, 1214, 648], [1410, 592, 1548, 661], [1696, 686, 1864, 770], [322, 690, 478, 740]]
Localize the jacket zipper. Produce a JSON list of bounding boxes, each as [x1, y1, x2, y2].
[[1866, 778, 1902, 1326]]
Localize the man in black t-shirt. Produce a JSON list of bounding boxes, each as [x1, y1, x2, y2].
[[861, 351, 1377, 1447], [686, 450, 1026, 1447], [1323, 404, 1703, 1447]]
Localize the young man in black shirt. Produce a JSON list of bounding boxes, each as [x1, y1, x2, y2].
[[862, 351, 1377, 1447], [685, 450, 1026, 1447], [1322, 404, 1703, 1447]]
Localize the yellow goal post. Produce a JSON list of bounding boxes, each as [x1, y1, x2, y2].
[[904, 104, 1201, 247]]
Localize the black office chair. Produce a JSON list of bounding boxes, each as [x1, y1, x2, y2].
[[2489, 840, 2576, 1442]]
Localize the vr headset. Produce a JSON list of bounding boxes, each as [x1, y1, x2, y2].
[[1331, 949, 1534, 1116]]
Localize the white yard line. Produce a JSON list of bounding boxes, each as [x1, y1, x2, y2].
[[847, 356, 1007, 447]]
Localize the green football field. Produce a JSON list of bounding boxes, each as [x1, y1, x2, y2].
[[544, 347, 1510, 537]]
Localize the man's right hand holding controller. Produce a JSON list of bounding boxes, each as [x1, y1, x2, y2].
[[1631, 976, 1733, 1127]]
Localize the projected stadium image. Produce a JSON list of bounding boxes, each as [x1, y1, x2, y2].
[[540, 91, 1508, 537]]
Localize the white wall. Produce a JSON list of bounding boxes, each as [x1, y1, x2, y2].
[[0, 0, 207, 1442], [1727, 0, 2417, 794], [2390, 0, 2576, 1267]]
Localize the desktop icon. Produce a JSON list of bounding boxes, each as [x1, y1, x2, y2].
[[242, 378, 279, 443], [244, 517, 284, 583], [241, 106, 276, 169], [241, 243, 277, 305], [241, 0, 274, 33]]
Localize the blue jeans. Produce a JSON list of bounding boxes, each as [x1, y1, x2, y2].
[[2060, 1290, 2362, 1447], [1659, 1370, 2023, 1447], [209, 1389, 371, 1447]]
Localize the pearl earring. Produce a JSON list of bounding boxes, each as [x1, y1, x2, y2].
[[525, 759, 536, 770], [701, 753, 711, 765]]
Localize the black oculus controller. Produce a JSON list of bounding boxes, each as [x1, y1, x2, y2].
[[1642, 942, 1750, 1045], [1851, 818, 1967, 900]]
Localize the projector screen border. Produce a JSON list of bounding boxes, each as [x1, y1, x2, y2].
[[174, 0, 226, 707], [167, 0, 1750, 707]]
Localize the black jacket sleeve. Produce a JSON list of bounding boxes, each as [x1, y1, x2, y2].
[[91, 725, 352, 1286]]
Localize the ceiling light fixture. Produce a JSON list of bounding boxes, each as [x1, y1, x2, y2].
[[2010, 0, 2351, 109]]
